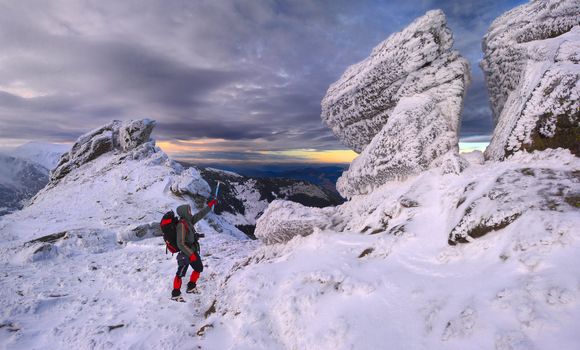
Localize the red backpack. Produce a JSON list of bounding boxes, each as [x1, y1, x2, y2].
[[160, 211, 179, 253]]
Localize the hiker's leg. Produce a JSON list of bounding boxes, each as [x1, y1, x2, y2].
[[189, 251, 203, 283], [173, 252, 189, 295]]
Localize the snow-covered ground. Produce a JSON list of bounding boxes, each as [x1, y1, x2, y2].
[[1, 149, 578, 350]]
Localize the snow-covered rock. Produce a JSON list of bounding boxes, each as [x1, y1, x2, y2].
[[321, 10, 470, 197], [255, 200, 335, 244], [50, 119, 155, 184], [449, 161, 579, 245], [169, 167, 211, 199], [482, 0, 580, 160], [336, 95, 468, 197]]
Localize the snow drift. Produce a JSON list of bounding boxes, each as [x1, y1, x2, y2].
[[321, 10, 470, 197], [482, 0, 580, 160]]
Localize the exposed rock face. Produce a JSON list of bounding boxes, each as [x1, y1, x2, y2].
[[254, 200, 335, 244], [482, 0, 580, 160], [50, 119, 156, 183], [321, 10, 470, 197]]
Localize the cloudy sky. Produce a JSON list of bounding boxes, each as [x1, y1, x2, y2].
[[0, 0, 525, 165]]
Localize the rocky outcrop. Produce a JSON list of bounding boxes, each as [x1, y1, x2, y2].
[[449, 162, 580, 245], [254, 200, 335, 244], [321, 10, 470, 197], [482, 0, 580, 160], [50, 119, 156, 183]]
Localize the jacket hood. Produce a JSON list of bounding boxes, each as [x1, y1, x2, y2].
[[176, 204, 193, 221]]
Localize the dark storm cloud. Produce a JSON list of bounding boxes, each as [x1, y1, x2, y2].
[[0, 0, 527, 155]]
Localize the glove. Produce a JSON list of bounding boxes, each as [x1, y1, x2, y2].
[[189, 253, 197, 262], [207, 199, 218, 208]]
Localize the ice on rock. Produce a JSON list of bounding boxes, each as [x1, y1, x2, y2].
[[322, 10, 470, 197], [254, 200, 335, 244], [482, 0, 580, 160]]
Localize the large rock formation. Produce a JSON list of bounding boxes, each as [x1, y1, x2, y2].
[[50, 119, 156, 184], [321, 10, 470, 197], [482, 0, 580, 160]]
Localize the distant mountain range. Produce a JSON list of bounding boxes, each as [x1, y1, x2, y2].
[[0, 143, 68, 216], [194, 163, 347, 194], [1, 142, 346, 220]]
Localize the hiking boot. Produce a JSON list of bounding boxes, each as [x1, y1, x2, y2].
[[171, 295, 185, 302], [171, 289, 185, 302], [186, 282, 197, 293]]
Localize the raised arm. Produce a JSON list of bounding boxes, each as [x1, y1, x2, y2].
[[190, 205, 211, 224]]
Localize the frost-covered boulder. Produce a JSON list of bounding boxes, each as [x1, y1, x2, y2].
[[321, 9, 469, 154], [50, 119, 156, 183], [337, 96, 467, 197], [254, 200, 334, 244], [323, 10, 470, 197], [482, 0, 580, 160], [170, 167, 211, 199]]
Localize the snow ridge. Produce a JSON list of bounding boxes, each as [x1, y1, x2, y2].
[[50, 119, 156, 185]]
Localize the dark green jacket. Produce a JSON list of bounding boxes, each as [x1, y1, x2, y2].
[[175, 204, 211, 257]]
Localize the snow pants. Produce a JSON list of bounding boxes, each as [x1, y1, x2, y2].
[[173, 251, 203, 290]]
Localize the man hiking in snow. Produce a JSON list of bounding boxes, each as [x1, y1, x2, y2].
[[171, 199, 217, 302]]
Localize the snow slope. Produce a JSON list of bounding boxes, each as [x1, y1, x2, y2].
[[240, 149, 580, 350], [0, 119, 253, 348], [0, 118, 345, 349], [1, 131, 579, 348], [2, 149, 578, 349]]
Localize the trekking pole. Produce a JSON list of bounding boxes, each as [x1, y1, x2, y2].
[[213, 181, 223, 212]]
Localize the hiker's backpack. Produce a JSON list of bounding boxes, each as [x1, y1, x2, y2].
[[160, 211, 179, 253]]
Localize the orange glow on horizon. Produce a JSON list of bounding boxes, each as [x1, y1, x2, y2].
[[157, 140, 358, 164]]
